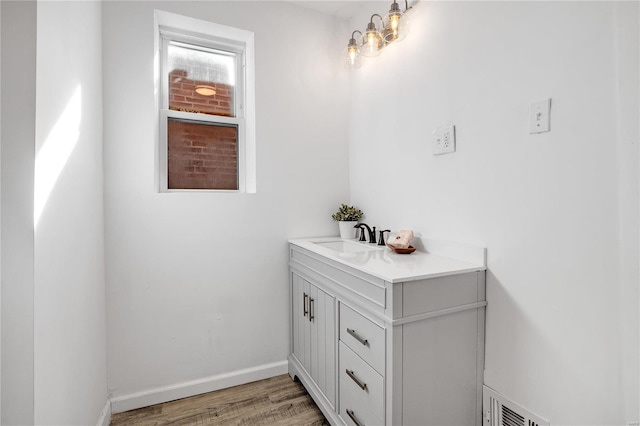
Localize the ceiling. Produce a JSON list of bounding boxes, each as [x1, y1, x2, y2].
[[286, 1, 368, 20]]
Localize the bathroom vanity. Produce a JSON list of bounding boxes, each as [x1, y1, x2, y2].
[[288, 237, 487, 426]]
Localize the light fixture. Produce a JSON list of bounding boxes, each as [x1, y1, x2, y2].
[[343, 0, 412, 69], [342, 30, 363, 70], [383, 0, 411, 43], [362, 14, 383, 57], [195, 85, 216, 96], [383, 1, 401, 42]]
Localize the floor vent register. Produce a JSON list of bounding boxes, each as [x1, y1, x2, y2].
[[483, 385, 550, 426]]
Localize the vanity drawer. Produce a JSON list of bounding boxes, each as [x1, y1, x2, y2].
[[339, 342, 384, 422], [340, 303, 385, 374], [340, 401, 384, 426]]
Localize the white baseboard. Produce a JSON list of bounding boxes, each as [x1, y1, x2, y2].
[[110, 360, 288, 414], [96, 399, 111, 426]]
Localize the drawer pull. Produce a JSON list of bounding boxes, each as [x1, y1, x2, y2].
[[345, 368, 367, 391], [347, 328, 368, 346], [309, 298, 314, 322], [346, 409, 364, 426], [303, 293, 308, 317]]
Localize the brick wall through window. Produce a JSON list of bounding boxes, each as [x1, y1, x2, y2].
[[169, 69, 234, 117], [168, 119, 238, 190], [167, 69, 238, 190]]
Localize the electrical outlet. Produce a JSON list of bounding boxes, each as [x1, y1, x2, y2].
[[433, 125, 456, 155]]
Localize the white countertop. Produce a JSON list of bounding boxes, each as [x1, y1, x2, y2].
[[289, 236, 486, 283]]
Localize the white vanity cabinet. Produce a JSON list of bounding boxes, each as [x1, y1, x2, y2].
[[288, 237, 487, 426]]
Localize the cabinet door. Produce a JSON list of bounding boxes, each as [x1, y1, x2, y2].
[[292, 272, 309, 370], [309, 284, 336, 408], [291, 273, 336, 408]]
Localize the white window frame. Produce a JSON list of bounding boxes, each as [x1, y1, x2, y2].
[[154, 10, 256, 193]]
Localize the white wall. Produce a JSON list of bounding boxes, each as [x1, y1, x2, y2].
[[0, 1, 36, 424], [613, 3, 640, 422], [33, 2, 108, 424], [347, 1, 638, 425], [0, 2, 3, 421], [103, 1, 350, 402]]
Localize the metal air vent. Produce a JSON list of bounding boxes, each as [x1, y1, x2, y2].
[[483, 385, 550, 426]]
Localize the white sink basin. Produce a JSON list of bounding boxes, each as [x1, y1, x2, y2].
[[313, 240, 382, 253]]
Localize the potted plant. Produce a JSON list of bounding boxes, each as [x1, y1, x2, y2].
[[332, 204, 364, 239]]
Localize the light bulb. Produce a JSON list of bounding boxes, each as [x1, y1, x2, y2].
[[342, 38, 362, 69], [391, 14, 400, 31], [362, 18, 382, 57], [349, 47, 357, 64]]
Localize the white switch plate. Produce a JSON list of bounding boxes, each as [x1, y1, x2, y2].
[[529, 98, 551, 134], [433, 125, 456, 155]]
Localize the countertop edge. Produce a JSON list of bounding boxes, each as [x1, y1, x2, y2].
[[289, 236, 487, 283]]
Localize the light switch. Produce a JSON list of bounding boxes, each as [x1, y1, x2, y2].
[[529, 99, 551, 134]]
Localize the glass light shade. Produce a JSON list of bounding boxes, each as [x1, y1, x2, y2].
[[342, 45, 362, 69], [396, 10, 411, 41], [381, 25, 396, 43], [362, 28, 382, 57], [382, 17, 399, 42], [383, 11, 410, 43]]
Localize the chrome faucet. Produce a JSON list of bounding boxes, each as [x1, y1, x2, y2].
[[354, 223, 377, 244]]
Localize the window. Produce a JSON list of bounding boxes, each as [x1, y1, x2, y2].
[[156, 11, 255, 192]]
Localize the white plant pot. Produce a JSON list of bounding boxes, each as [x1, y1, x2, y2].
[[338, 221, 358, 239]]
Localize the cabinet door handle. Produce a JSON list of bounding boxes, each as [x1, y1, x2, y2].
[[309, 298, 314, 322], [346, 328, 368, 346], [346, 409, 364, 426], [303, 293, 308, 317], [345, 369, 367, 391]]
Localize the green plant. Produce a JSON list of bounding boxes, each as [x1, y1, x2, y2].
[[331, 204, 364, 222]]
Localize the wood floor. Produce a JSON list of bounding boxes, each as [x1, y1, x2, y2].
[[110, 374, 329, 426]]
